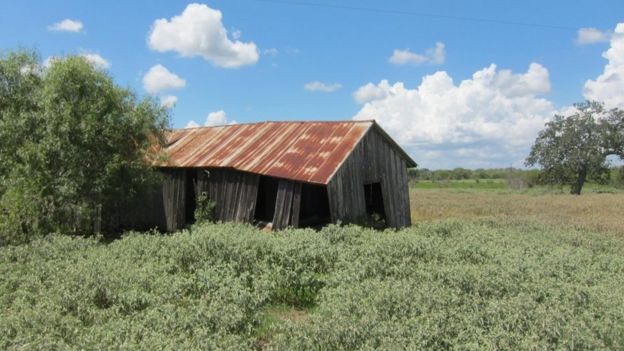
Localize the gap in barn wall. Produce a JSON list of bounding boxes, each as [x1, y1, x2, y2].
[[254, 176, 279, 224], [364, 182, 386, 221], [299, 183, 331, 228]]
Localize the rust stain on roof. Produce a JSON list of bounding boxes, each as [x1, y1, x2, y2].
[[160, 120, 409, 184]]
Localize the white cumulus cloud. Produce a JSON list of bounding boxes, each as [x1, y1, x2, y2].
[[353, 80, 396, 104], [48, 19, 83, 33], [583, 23, 624, 109], [160, 95, 178, 108], [304, 81, 342, 93], [204, 110, 228, 126], [205, 110, 237, 126], [142, 64, 186, 94], [185, 120, 200, 128], [576, 27, 611, 45], [353, 63, 555, 168], [43, 53, 110, 70], [148, 3, 259, 68], [186, 110, 237, 128], [79, 53, 110, 70], [389, 42, 445, 66]]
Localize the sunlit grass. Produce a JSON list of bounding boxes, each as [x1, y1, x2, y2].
[[410, 187, 624, 234]]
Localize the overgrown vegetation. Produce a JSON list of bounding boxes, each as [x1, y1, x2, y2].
[[194, 191, 216, 224], [1, 220, 623, 349], [0, 50, 168, 244]]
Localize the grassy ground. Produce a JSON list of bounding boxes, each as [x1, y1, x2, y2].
[[410, 182, 624, 235], [2, 182, 624, 349], [412, 179, 508, 190]]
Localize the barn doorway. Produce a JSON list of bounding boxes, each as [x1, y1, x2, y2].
[[254, 176, 279, 223], [298, 183, 331, 227], [185, 169, 198, 224], [363, 182, 386, 226]]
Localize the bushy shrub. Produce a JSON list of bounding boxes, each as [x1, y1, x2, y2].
[[611, 166, 624, 188], [2, 221, 624, 349], [194, 192, 216, 224], [0, 50, 168, 244]]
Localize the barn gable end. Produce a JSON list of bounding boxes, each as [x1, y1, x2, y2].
[[327, 124, 413, 228]]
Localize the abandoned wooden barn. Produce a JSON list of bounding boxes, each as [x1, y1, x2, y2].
[[117, 120, 416, 231]]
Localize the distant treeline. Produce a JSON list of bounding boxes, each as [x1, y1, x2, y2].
[[408, 167, 624, 188]]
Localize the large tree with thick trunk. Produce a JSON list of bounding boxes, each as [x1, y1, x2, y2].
[[526, 101, 624, 195]]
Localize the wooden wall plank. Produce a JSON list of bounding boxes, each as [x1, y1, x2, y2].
[[273, 179, 294, 230], [290, 182, 302, 227], [234, 171, 259, 222]]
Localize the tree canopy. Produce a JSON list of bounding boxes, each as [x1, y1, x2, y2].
[[0, 50, 169, 244], [526, 101, 624, 194]]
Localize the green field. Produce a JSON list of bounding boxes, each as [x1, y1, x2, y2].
[[2, 188, 624, 350], [411, 178, 624, 193]]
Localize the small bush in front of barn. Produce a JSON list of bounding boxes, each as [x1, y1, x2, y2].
[[194, 191, 217, 224]]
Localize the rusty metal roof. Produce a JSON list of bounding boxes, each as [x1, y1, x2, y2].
[[161, 120, 415, 184]]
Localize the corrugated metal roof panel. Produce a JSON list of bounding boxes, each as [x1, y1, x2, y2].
[[160, 120, 412, 185]]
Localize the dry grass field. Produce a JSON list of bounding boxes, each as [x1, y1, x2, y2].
[[411, 188, 624, 234]]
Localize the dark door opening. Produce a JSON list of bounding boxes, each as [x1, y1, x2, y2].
[[254, 176, 279, 223], [298, 183, 331, 228], [185, 169, 198, 224], [364, 182, 386, 224]]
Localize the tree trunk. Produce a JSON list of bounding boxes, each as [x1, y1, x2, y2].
[[570, 168, 587, 195]]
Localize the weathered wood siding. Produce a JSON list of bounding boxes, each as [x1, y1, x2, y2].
[[272, 179, 302, 230], [327, 127, 411, 228], [133, 168, 261, 232], [103, 168, 260, 232], [197, 168, 260, 223], [162, 169, 186, 231], [103, 186, 166, 233]]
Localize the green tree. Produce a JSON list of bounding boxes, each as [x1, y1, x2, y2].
[[0, 50, 169, 244], [525, 101, 624, 195], [451, 167, 471, 180]]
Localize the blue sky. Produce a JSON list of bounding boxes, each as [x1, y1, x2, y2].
[[1, 0, 623, 168]]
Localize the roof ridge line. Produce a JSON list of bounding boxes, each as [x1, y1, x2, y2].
[[172, 119, 375, 131]]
